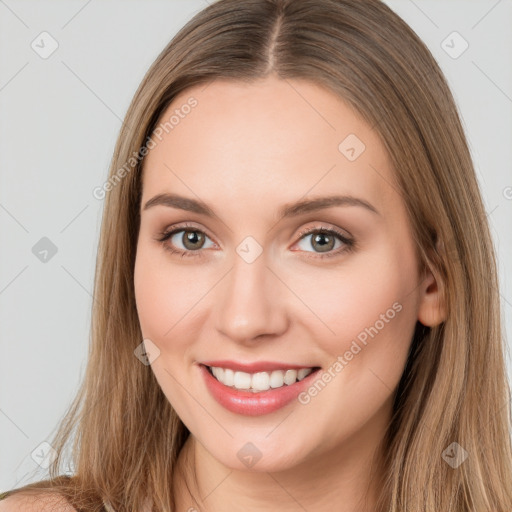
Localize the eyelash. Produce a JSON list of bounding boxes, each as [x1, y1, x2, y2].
[[155, 222, 355, 260]]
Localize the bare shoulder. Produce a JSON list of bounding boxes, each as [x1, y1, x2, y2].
[[0, 491, 77, 512]]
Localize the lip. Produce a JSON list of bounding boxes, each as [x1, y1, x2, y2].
[[200, 360, 315, 373], [199, 363, 321, 416]]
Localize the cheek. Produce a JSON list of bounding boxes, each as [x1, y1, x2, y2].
[[134, 245, 214, 360], [133, 247, 199, 408], [134, 246, 185, 343], [290, 247, 419, 436], [289, 243, 419, 362]]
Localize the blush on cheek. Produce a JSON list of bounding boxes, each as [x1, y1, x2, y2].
[[320, 288, 412, 368], [134, 267, 172, 342], [341, 302, 416, 390], [291, 274, 403, 353]]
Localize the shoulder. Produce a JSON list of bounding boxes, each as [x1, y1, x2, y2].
[[0, 491, 77, 512]]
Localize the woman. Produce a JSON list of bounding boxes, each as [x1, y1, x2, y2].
[[2, 0, 511, 510]]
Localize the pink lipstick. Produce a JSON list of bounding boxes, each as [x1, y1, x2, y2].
[[199, 362, 321, 416]]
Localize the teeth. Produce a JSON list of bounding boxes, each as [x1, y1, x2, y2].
[[297, 368, 311, 381], [270, 370, 285, 388], [233, 371, 251, 389], [284, 369, 297, 385], [252, 372, 270, 391], [223, 368, 234, 386], [209, 366, 314, 392]]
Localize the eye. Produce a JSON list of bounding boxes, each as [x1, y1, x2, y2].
[[156, 223, 355, 260], [293, 225, 354, 259], [156, 223, 215, 258]]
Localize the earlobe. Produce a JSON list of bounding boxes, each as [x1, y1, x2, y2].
[[417, 268, 446, 327]]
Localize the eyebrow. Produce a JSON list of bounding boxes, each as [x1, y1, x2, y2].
[[143, 193, 380, 219]]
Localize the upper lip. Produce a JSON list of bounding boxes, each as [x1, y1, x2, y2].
[[200, 360, 319, 373]]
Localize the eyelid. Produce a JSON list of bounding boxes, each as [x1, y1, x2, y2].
[[290, 224, 355, 258], [156, 221, 355, 259], [158, 221, 218, 245], [294, 223, 353, 243]]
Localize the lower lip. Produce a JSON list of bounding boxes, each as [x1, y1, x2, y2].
[[199, 364, 321, 416]]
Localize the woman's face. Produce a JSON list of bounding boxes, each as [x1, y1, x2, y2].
[[134, 76, 441, 472]]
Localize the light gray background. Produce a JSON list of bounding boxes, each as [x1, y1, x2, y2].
[[1, 0, 511, 492]]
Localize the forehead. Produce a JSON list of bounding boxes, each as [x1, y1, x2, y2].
[[141, 77, 397, 215]]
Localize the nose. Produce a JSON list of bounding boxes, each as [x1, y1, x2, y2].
[[214, 249, 289, 345]]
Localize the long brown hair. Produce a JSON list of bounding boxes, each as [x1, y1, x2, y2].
[[3, 0, 512, 510]]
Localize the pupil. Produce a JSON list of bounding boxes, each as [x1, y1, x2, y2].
[[183, 231, 204, 250], [179, 231, 335, 253], [313, 232, 334, 253]]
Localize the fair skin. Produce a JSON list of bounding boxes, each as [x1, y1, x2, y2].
[[133, 76, 445, 512], [1, 77, 445, 512]]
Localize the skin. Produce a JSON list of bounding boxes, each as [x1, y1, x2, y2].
[[134, 75, 445, 512]]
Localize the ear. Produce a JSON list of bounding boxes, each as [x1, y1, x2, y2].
[[417, 266, 446, 327]]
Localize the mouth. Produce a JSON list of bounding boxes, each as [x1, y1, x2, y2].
[[199, 362, 322, 416], [203, 364, 321, 393]]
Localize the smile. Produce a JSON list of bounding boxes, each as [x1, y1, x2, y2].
[[199, 362, 322, 416], [207, 365, 314, 392]]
